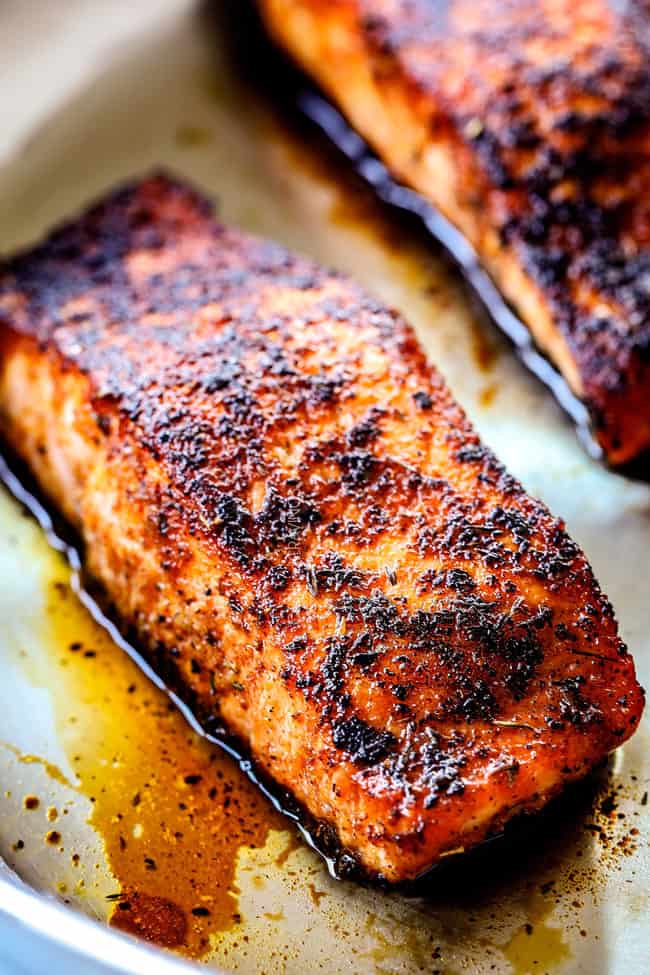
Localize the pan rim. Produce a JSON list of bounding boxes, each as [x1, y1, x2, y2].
[[0, 868, 213, 974]]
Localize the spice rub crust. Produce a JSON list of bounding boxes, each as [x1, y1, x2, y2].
[[259, 0, 650, 464], [0, 173, 643, 882]]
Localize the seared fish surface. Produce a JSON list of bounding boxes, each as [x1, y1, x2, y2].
[[0, 175, 643, 882], [259, 0, 650, 466]]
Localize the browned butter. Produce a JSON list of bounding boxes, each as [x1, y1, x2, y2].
[[42, 555, 284, 958]]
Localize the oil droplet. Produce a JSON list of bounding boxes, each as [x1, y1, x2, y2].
[[359, 909, 450, 975], [469, 319, 499, 373], [503, 890, 571, 974], [478, 382, 498, 409], [274, 829, 302, 868], [263, 910, 285, 922], [307, 881, 327, 908], [3, 743, 73, 788], [38, 548, 284, 959]]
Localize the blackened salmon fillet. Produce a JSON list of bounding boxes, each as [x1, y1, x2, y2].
[[0, 174, 643, 883], [258, 0, 650, 467]]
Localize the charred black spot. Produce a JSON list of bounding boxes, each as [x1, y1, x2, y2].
[[412, 390, 433, 410], [285, 636, 307, 654], [446, 568, 476, 592], [346, 408, 383, 447], [419, 731, 467, 808], [321, 636, 349, 695], [449, 679, 498, 721], [555, 622, 577, 642], [214, 493, 254, 562], [351, 650, 381, 670], [256, 486, 321, 548], [307, 373, 345, 405], [202, 360, 240, 393], [312, 552, 364, 592], [335, 589, 405, 637], [409, 608, 455, 644], [557, 676, 604, 727], [331, 715, 396, 765], [267, 563, 291, 591], [455, 443, 487, 464], [337, 450, 378, 487]]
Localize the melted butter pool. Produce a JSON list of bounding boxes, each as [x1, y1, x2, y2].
[[0, 487, 285, 958]]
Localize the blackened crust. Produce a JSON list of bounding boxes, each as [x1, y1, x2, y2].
[[0, 172, 643, 881]]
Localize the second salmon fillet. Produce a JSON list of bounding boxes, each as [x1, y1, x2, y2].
[[258, 0, 650, 467], [0, 174, 643, 883]]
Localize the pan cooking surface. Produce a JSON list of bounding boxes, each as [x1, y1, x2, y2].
[[0, 4, 648, 972]]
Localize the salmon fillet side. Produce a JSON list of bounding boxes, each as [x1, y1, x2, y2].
[[0, 175, 643, 883], [258, 0, 650, 466]]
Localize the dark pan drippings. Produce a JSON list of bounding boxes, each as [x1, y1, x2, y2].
[[217, 0, 650, 480]]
